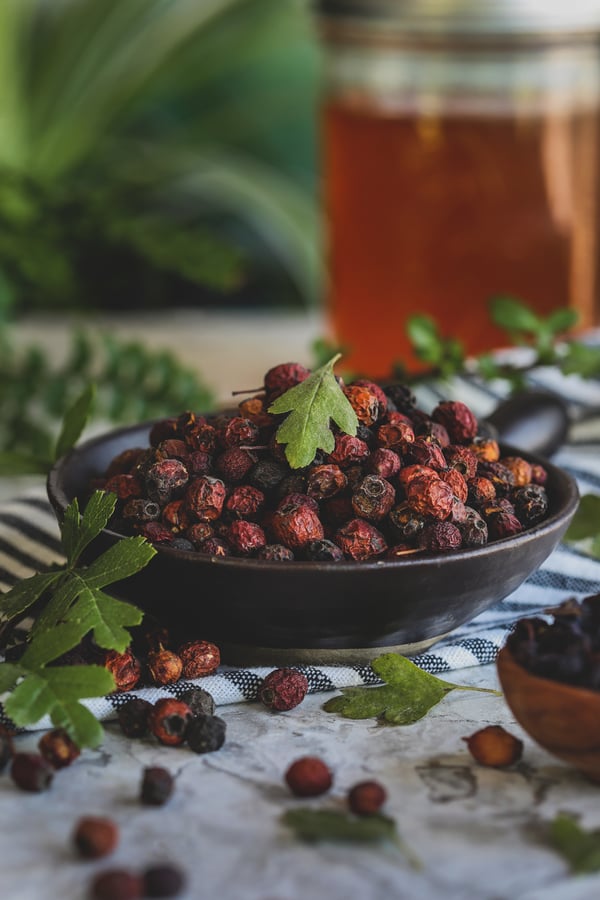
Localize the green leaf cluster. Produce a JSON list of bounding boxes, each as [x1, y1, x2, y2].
[[548, 813, 600, 874], [0, 491, 156, 747], [565, 494, 600, 560], [323, 653, 499, 725], [400, 297, 600, 388], [282, 808, 399, 845], [0, 329, 214, 473], [268, 354, 358, 469]]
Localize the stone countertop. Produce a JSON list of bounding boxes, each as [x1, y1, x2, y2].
[[1, 665, 599, 900]]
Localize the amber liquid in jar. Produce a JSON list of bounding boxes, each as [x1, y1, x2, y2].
[[323, 102, 600, 378]]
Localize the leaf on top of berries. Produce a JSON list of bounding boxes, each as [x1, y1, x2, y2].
[[323, 653, 499, 725], [268, 353, 358, 468]]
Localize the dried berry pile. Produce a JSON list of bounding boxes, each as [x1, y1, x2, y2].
[[96, 362, 550, 560], [507, 593, 600, 689]]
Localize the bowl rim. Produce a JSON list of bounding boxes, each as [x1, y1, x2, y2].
[[47, 419, 580, 574]]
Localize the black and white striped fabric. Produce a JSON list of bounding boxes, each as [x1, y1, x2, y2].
[[1, 360, 600, 730]]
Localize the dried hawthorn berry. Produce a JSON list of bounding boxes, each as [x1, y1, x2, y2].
[[416, 419, 450, 447], [104, 648, 141, 692], [136, 521, 173, 544], [38, 728, 80, 769], [73, 816, 119, 859], [306, 464, 347, 500], [264, 361, 310, 399], [226, 484, 265, 518], [123, 498, 161, 524], [443, 445, 478, 480], [185, 475, 226, 521], [227, 519, 266, 555], [238, 396, 273, 428], [197, 536, 231, 557], [487, 510, 523, 540], [257, 543, 295, 561], [376, 421, 415, 450], [184, 421, 216, 454], [180, 687, 216, 718], [501, 456, 532, 486], [463, 725, 523, 767], [418, 521, 462, 552], [285, 756, 333, 797], [161, 499, 191, 533], [143, 864, 186, 898], [147, 649, 183, 685], [513, 484, 548, 526], [348, 780, 387, 816], [321, 494, 354, 527], [352, 474, 395, 522], [157, 439, 190, 461], [150, 699, 193, 746], [335, 518, 387, 560], [365, 447, 401, 479], [407, 475, 454, 520], [432, 400, 478, 443], [271, 502, 324, 550], [389, 503, 427, 541], [469, 438, 500, 462], [459, 516, 488, 547], [328, 433, 370, 467], [106, 447, 146, 477], [103, 474, 143, 501], [304, 539, 344, 561], [277, 492, 318, 513], [247, 458, 288, 493], [397, 464, 438, 490], [90, 869, 142, 900], [343, 384, 380, 426], [467, 476, 497, 508], [146, 459, 189, 504], [439, 467, 468, 503], [178, 640, 220, 678], [478, 460, 515, 497], [276, 473, 307, 499], [352, 378, 388, 418], [186, 715, 226, 754], [117, 698, 153, 738], [259, 668, 308, 711], [150, 418, 180, 447], [530, 463, 548, 486], [11, 753, 54, 792], [403, 438, 446, 470], [185, 522, 214, 547], [141, 766, 175, 806], [220, 416, 260, 448], [186, 450, 212, 477]]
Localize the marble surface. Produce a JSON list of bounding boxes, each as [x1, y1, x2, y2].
[[1, 664, 599, 900]]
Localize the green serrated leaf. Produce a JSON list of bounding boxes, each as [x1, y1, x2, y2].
[[29, 575, 83, 636], [565, 494, 600, 543], [548, 813, 600, 874], [490, 296, 542, 334], [268, 354, 358, 468], [323, 653, 498, 724], [67, 491, 116, 564], [5, 665, 114, 747], [0, 662, 23, 693], [82, 535, 156, 589], [406, 315, 443, 364], [0, 570, 62, 623], [545, 308, 578, 335], [61, 496, 80, 565], [20, 621, 88, 668], [0, 452, 51, 475], [66, 587, 143, 652], [282, 808, 398, 844], [54, 382, 96, 461]]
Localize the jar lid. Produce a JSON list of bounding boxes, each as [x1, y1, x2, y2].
[[317, 0, 600, 36]]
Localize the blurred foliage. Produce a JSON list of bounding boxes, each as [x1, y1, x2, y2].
[[0, 0, 321, 317]]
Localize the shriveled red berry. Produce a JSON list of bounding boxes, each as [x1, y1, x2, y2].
[[185, 522, 214, 546], [73, 816, 119, 859], [150, 699, 193, 746], [343, 384, 380, 426], [184, 421, 216, 454], [185, 475, 226, 521], [335, 518, 387, 560], [406, 476, 454, 520], [351, 475, 395, 522], [328, 433, 370, 467], [348, 780, 387, 816], [104, 648, 141, 692], [219, 416, 260, 449], [89, 869, 142, 900], [501, 455, 532, 487], [365, 448, 401, 479], [146, 459, 189, 504], [225, 484, 265, 518], [147, 649, 183, 685], [397, 464, 438, 490], [432, 400, 478, 443], [187, 449, 212, 477], [257, 543, 295, 561], [264, 361, 310, 399], [439, 467, 468, 503], [376, 421, 415, 449], [136, 521, 173, 544], [403, 438, 446, 470], [157, 439, 190, 461], [464, 725, 523, 767], [11, 753, 54, 792], [226, 520, 266, 555], [469, 437, 500, 462], [106, 447, 145, 477], [444, 445, 478, 480], [487, 510, 524, 540], [271, 502, 324, 550], [306, 464, 347, 500], [285, 756, 333, 797], [197, 536, 231, 557], [38, 728, 80, 769], [103, 474, 143, 501], [259, 668, 308, 711], [161, 499, 191, 533], [178, 640, 220, 678], [117, 698, 153, 738], [238, 395, 274, 427], [418, 521, 462, 551]]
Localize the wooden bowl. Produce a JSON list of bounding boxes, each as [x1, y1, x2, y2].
[[497, 645, 600, 783]]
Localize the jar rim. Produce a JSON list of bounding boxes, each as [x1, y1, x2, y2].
[[316, 0, 600, 37]]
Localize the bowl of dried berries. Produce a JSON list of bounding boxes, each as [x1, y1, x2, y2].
[[497, 595, 600, 783], [47, 357, 578, 664]]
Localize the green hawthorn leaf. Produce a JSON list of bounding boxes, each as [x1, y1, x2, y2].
[[0, 452, 51, 475], [282, 809, 398, 844], [67, 491, 117, 564], [548, 813, 600, 874], [61, 496, 81, 564], [30, 575, 83, 636], [0, 570, 62, 622], [560, 342, 600, 379], [20, 621, 89, 668], [565, 494, 600, 544], [0, 662, 23, 693], [406, 315, 444, 364], [65, 587, 143, 652], [83, 535, 156, 589], [490, 296, 542, 334], [323, 653, 498, 724], [545, 308, 578, 335], [5, 665, 114, 748], [54, 382, 96, 461], [268, 354, 357, 468]]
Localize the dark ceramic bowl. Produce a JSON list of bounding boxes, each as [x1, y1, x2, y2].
[[47, 422, 579, 665]]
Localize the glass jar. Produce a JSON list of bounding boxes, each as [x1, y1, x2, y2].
[[316, 1, 600, 377]]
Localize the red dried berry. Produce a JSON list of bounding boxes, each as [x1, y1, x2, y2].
[[157, 439, 190, 461], [277, 491, 318, 513], [149, 418, 179, 447], [238, 396, 274, 427], [271, 502, 324, 550], [11, 753, 54, 792], [403, 438, 447, 470], [376, 421, 415, 450], [178, 640, 220, 678], [136, 521, 173, 544], [150, 698, 193, 746], [185, 475, 226, 521], [146, 459, 189, 504], [352, 379, 387, 418], [220, 416, 260, 448], [501, 456, 533, 487], [123, 498, 161, 524], [106, 447, 145, 477], [351, 475, 395, 522], [328, 433, 370, 467], [103, 474, 143, 501], [73, 816, 119, 859], [161, 499, 191, 533], [187, 450, 212, 477], [348, 780, 387, 816], [343, 384, 380, 426], [259, 668, 308, 711], [225, 484, 265, 518], [285, 756, 333, 797], [147, 649, 183, 685], [468, 476, 497, 507], [256, 543, 295, 561], [38, 728, 80, 769], [365, 448, 401, 479], [185, 522, 214, 547], [439, 467, 468, 503], [306, 464, 347, 500], [334, 518, 387, 560], [444, 445, 479, 480], [104, 648, 142, 692], [197, 536, 231, 557], [227, 519, 266, 555], [184, 421, 216, 454], [432, 400, 478, 443], [418, 521, 463, 551], [397, 464, 438, 490], [141, 766, 175, 806], [487, 510, 524, 540], [406, 476, 454, 520], [89, 869, 142, 900], [264, 361, 310, 399], [469, 437, 500, 462], [464, 725, 523, 767]]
